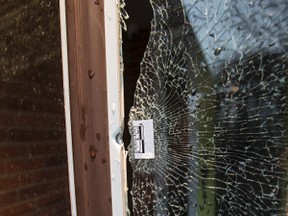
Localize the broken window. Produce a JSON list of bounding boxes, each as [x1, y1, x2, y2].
[[128, 0, 288, 215]]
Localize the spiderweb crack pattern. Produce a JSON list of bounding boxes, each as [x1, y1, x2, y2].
[[128, 0, 288, 215]]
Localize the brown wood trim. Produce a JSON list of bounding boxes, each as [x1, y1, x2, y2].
[[64, 0, 112, 215]]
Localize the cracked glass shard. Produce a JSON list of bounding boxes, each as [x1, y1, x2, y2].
[[128, 0, 288, 215]]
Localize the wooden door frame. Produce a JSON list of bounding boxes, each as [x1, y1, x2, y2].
[[60, 0, 126, 215]]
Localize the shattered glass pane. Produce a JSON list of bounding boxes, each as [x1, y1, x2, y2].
[[128, 0, 288, 215]]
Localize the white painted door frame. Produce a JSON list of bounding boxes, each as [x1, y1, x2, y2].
[[104, 1, 127, 216], [60, 0, 127, 215]]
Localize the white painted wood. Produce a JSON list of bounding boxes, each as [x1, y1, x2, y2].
[[104, 0, 127, 215], [59, 1, 78, 215]]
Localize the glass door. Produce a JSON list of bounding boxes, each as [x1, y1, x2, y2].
[[0, 1, 71, 215], [124, 0, 288, 215]]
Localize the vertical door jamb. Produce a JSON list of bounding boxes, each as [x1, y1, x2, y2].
[[104, 0, 127, 215], [60, 0, 126, 215]]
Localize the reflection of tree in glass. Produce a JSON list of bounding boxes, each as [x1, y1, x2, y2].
[[128, 0, 288, 215]]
